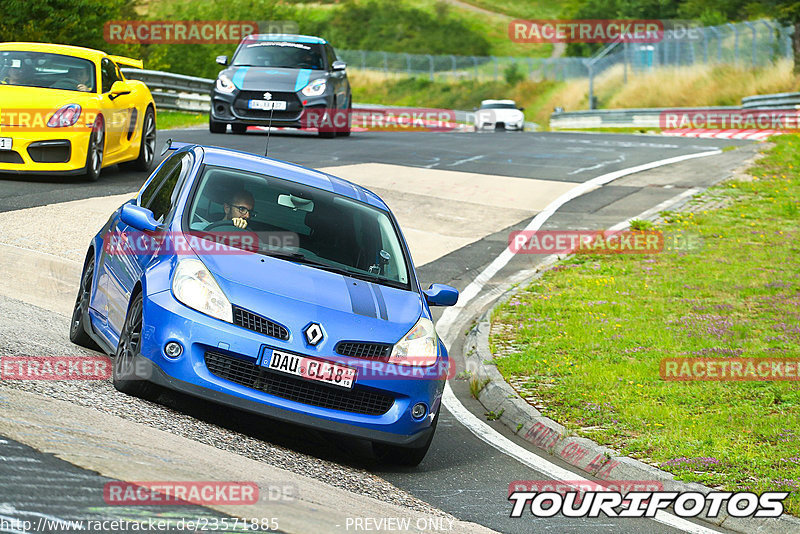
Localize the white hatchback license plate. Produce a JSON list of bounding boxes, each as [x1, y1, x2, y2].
[[248, 100, 287, 111], [0, 138, 12, 151], [266, 350, 356, 389]]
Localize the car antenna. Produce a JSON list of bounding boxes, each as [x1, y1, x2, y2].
[[264, 106, 275, 157]]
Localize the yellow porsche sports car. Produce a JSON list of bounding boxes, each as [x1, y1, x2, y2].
[[0, 42, 156, 181]]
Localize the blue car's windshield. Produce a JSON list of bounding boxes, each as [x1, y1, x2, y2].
[[186, 165, 410, 288], [232, 41, 325, 70]]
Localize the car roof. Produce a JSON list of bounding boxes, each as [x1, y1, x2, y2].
[[0, 42, 106, 61], [243, 34, 328, 45], [481, 99, 517, 105], [193, 145, 388, 210]]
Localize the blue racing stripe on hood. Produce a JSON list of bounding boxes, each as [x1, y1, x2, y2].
[[231, 67, 249, 89], [345, 278, 377, 318], [294, 69, 311, 91]]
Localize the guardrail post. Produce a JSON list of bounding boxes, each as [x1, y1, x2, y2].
[[702, 27, 709, 62], [382, 51, 388, 73], [451, 55, 457, 78], [405, 53, 411, 75], [493, 56, 499, 80], [527, 57, 534, 79], [427, 54, 434, 81], [361, 50, 366, 71], [472, 56, 478, 79]]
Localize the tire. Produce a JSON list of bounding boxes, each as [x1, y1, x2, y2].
[[335, 98, 351, 137], [372, 409, 439, 467], [83, 115, 105, 182], [319, 102, 336, 138], [69, 253, 101, 351], [209, 116, 227, 134], [121, 106, 156, 172], [231, 123, 247, 134], [112, 292, 157, 400]]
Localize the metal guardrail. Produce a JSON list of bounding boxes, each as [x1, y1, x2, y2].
[[549, 107, 737, 129], [121, 68, 540, 130], [741, 92, 800, 109], [122, 68, 213, 112], [551, 90, 800, 129]]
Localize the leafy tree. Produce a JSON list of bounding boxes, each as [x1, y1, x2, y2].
[[0, 0, 140, 56]]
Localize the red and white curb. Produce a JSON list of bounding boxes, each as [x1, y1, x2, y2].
[[663, 129, 779, 140]]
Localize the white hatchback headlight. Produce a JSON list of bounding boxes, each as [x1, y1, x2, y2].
[[301, 79, 326, 97], [388, 317, 438, 367], [216, 74, 236, 93], [172, 258, 233, 323]]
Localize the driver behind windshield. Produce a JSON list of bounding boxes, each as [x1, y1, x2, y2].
[[1, 65, 30, 86], [223, 189, 255, 229]]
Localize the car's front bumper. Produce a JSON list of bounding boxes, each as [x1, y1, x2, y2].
[[210, 89, 333, 128], [133, 289, 443, 446], [0, 128, 90, 174]]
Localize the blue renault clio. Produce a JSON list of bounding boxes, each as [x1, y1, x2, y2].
[[70, 142, 458, 465]]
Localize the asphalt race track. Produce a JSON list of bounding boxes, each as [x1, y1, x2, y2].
[[0, 128, 760, 534]]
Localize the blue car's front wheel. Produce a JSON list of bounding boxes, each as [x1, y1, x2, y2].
[[113, 292, 157, 400], [69, 254, 100, 351]]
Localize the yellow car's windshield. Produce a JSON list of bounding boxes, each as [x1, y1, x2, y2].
[[0, 51, 96, 92]]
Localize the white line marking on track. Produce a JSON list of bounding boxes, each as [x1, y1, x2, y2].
[[436, 149, 724, 534], [448, 155, 485, 167]]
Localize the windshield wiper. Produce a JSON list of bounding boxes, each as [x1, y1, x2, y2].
[[262, 251, 407, 289]]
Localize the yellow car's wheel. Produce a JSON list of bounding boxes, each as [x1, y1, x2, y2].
[[84, 115, 104, 182], [122, 106, 156, 172]]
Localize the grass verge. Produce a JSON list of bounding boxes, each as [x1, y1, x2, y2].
[[490, 136, 800, 514], [157, 110, 208, 130]]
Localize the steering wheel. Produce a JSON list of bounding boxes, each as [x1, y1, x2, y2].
[[204, 220, 244, 231], [51, 78, 80, 90]]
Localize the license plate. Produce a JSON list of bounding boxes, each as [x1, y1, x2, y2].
[[248, 100, 287, 111], [0, 138, 12, 151], [266, 350, 356, 389]]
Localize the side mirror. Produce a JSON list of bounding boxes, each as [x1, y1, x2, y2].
[[216, 55, 228, 66], [518, 107, 525, 111], [121, 203, 159, 232], [332, 60, 346, 71], [472, 107, 478, 112], [108, 80, 131, 100], [423, 284, 459, 307]]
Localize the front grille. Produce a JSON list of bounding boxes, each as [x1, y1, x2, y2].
[[28, 140, 70, 163], [336, 342, 392, 362], [204, 351, 395, 416], [233, 91, 303, 121], [233, 307, 289, 340], [0, 150, 24, 164]]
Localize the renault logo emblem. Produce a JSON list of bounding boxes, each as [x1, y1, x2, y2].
[[263, 92, 272, 100], [304, 323, 324, 345]]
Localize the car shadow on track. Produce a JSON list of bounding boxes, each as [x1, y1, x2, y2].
[[144, 382, 421, 474]]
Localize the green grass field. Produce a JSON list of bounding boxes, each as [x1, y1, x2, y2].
[[157, 110, 208, 130], [490, 136, 800, 514]]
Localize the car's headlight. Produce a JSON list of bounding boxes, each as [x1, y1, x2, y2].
[[172, 258, 233, 323], [388, 317, 438, 367], [301, 79, 326, 97], [216, 74, 236, 94], [47, 104, 81, 128]]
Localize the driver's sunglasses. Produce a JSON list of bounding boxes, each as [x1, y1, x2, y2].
[[232, 205, 256, 217]]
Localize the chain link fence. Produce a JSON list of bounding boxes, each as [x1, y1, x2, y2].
[[337, 20, 793, 82]]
